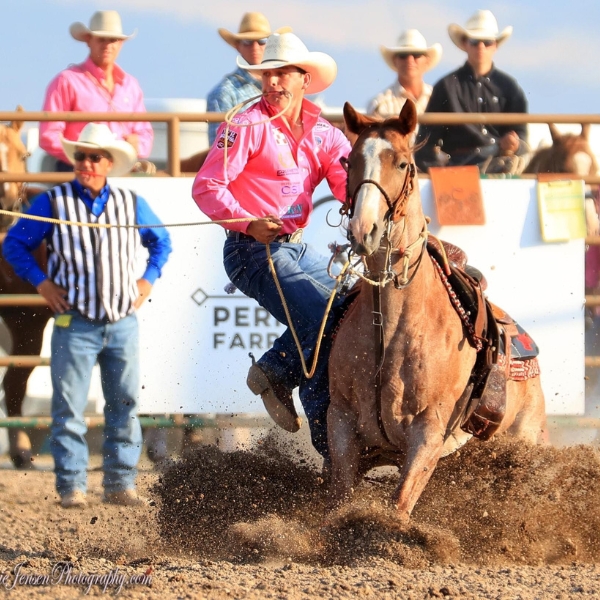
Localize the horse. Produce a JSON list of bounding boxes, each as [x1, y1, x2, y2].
[[327, 100, 547, 522], [0, 110, 52, 469], [524, 124, 598, 178]]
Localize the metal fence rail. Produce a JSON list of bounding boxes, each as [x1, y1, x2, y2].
[[0, 414, 273, 429], [2, 110, 600, 181]]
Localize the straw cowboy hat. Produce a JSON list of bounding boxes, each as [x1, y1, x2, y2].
[[218, 12, 292, 48], [237, 33, 337, 95], [61, 123, 137, 177], [70, 10, 137, 42], [380, 29, 442, 72], [448, 9, 512, 49]]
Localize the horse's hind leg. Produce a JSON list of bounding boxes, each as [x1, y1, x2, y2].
[[503, 377, 548, 444], [327, 402, 362, 507], [2, 309, 51, 469]]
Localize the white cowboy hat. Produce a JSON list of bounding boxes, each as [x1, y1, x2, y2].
[[448, 9, 512, 49], [218, 12, 292, 49], [61, 123, 137, 177], [380, 29, 442, 72], [237, 33, 337, 95], [70, 10, 137, 42]]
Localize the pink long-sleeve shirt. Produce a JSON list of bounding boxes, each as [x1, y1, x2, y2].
[[40, 57, 153, 163], [193, 98, 351, 234]]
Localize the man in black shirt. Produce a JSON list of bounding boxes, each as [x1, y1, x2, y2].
[[415, 10, 528, 174]]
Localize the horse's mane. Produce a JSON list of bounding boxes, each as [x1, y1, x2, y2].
[[524, 145, 568, 174]]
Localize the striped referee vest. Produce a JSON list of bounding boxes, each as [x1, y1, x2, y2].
[[46, 183, 141, 322]]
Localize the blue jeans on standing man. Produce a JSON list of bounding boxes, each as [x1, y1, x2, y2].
[[224, 233, 348, 459], [50, 311, 142, 496]]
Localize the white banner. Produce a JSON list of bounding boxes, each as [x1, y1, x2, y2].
[[25, 178, 584, 416]]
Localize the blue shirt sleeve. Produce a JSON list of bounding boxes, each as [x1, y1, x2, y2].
[[136, 195, 172, 285], [2, 192, 54, 288]]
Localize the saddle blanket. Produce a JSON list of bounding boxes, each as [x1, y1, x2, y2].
[[498, 354, 540, 381]]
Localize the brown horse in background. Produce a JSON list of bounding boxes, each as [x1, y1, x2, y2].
[[524, 124, 598, 177], [327, 101, 547, 521], [0, 110, 52, 468]]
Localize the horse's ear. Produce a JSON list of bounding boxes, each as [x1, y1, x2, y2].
[[581, 123, 591, 140], [10, 105, 24, 133], [395, 99, 418, 136], [549, 123, 562, 145], [343, 102, 376, 136]]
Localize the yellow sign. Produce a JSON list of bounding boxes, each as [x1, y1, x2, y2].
[[537, 178, 586, 242]]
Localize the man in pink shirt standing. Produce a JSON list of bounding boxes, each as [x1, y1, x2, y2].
[[40, 10, 153, 172], [193, 33, 352, 463]]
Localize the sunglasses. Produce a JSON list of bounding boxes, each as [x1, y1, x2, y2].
[[397, 52, 426, 60], [73, 151, 110, 163], [240, 38, 268, 47], [467, 38, 496, 47]]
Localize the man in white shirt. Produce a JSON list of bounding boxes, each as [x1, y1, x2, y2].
[[368, 29, 442, 118]]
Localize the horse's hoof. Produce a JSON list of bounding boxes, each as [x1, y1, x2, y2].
[[8, 430, 34, 469], [145, 428, 169, 464], [10, 451, 35, 470]]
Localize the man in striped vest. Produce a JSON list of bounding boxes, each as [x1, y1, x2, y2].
[[4, 123, 172, 509]]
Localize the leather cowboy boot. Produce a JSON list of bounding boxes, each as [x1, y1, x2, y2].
[[247, 363, 301, 433]]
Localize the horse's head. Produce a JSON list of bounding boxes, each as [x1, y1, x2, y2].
[[0, 107, 29, 229], [550, 124, 599, 177], [526, 124, 599, 177], [342, 100, 418, 256]]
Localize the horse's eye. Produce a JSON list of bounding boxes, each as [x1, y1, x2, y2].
[[398, 161, 408, 170]]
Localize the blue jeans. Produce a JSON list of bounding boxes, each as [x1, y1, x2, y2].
[[224, 234, 348, 458], [50, 311, 142, 495]]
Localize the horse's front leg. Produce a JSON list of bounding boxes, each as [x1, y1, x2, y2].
[[327, 401, 362, 508], [392, 414, 446, 522]]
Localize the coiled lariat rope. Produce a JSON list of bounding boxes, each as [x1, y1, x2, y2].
[[221, 91, 293, 180]]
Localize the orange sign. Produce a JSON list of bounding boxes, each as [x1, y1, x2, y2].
[[429, 166, 485, 226]]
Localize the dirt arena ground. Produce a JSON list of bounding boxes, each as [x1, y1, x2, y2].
[[0, 432, 599, 599]]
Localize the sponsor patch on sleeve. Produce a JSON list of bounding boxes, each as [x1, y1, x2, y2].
[[216, 130, 239, 150]]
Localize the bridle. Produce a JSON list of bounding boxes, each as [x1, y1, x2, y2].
[[340, 158, 416, 223], [340, 154, 426, 289]]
